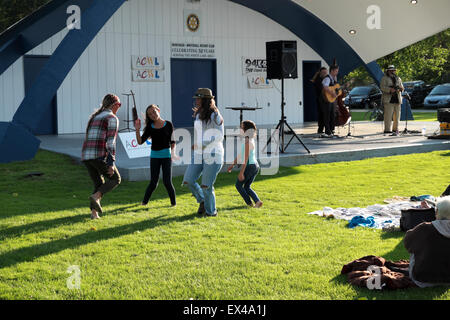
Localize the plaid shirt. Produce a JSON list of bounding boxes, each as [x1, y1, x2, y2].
[[81, 110, 119, 165]]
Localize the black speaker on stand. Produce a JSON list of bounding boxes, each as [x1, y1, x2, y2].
[[264, 41, 310, 154]]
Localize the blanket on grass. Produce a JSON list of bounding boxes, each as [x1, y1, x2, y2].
[[307, 196, 435, 230], [341, 255, 417, 290]]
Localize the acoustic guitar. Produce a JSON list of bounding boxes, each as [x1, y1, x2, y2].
[[322, 83, 342, 103]]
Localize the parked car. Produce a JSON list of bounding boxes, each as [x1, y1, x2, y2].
[[423, 83, 450, 109], [402, 80, 434, 107], [344, 85, 382, 109]]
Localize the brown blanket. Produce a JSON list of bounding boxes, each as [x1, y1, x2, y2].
[[341, 255, 417, 290]]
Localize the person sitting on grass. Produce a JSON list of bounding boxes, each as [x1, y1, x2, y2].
[[404, 196, 450, 288], [227, 120, 263, 208]]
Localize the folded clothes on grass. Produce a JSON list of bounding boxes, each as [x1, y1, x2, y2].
[[348, 216, 377, 229], [410, 195, 435, 202], [341, 255, 416, 290]]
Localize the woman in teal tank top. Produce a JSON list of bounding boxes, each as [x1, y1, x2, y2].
[[134, 105, 177, 207]]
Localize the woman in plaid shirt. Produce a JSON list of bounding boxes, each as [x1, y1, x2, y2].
[[81, 94, 122, 219]]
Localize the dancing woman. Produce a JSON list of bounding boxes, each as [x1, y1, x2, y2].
[[182, 88, 224, 217], [81, 94, 122, 219], [134, 104, 177, 207], [227, 120, 263, 208]]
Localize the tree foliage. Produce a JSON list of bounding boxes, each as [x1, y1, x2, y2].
[[0, 0, 51, 34], [345, 28, 450, 87]]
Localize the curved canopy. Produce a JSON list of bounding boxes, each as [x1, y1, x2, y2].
[[294, 0, 450, 64]]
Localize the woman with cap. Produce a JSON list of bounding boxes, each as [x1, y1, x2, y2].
[[380, 65, 404, 136], [182, 88, 224, 217]]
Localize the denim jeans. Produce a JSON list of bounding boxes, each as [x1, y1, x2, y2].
[[235, 164, 260, 205], [183, 154, 223, 215]]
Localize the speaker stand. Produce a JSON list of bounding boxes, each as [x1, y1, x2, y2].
[[263, 78, 310, 154]]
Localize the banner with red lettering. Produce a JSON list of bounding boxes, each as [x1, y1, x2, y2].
[[247, 74, 273, 89], [132, 69, 164, 82], [118, 132, 152, 158], [132, 56, 164, 70]]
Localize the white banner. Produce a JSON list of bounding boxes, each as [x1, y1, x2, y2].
[[118, 132, 152, 159], [242, 57, 267, 75], [247, 74, 273, 89], [132, 56, 164, 70], [132, 69, 164, 82], [171, 42, 215, 59]]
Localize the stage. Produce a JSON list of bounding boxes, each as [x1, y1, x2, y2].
[[39, 119, 450, 181]]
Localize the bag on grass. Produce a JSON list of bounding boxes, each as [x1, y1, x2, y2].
[[400, 207, 436, 232]]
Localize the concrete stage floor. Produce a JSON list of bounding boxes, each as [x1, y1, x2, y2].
[[39, 120, 450, 181]]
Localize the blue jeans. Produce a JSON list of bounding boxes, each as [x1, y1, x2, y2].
[[183, 155, 223, 215], [235, 164, 260, 205]]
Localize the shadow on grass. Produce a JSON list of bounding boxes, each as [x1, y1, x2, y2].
[[0, 212, 199, 270], [330, 233, 449, 299], [440, 152, 450, 157], [0, 204, 145, 240], [0, 165, 303, 219]]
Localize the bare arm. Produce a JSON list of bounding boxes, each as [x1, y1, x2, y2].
[[134, 119, 150, 145], [227, 156, 239, 172]]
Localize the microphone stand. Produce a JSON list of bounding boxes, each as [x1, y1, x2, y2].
[[343, 94, 364, 139]]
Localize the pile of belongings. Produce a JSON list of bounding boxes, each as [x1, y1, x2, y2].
[[306, 195, 436, 231], [341, 255, 417, 290]]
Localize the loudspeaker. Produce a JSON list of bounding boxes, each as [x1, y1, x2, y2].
[[266, 40, 298, 79]]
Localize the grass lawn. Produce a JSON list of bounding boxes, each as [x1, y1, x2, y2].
[[351, 111, 437, 122], [0, 150, 449, 300]]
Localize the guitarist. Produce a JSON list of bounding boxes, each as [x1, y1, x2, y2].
[[319, 64, 340, 138]]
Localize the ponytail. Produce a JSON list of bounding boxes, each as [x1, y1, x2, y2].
[[85, 94, 118, 134]]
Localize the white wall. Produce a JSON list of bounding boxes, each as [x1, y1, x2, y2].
[[0, 0, 325, 134]]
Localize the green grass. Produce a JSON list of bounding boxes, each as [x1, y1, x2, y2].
[[0, 150, 449, 300], [351, 111, 437, 122]]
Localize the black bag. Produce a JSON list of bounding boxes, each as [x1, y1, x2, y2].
[[437, 108, 450, 123], [400, 208, 436, 232]]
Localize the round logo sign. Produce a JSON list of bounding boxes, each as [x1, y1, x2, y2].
[[186, 14, 200, 32]]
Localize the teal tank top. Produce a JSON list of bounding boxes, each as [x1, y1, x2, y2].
[[150, 122, 171, 158], [240, 138, 257, 165]]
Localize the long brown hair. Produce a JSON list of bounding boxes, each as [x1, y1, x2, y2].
[[311, 67, 327, 83], [193, 98, 218, 124], [85, 94, 118, 134], [242, 120, 257, 139], [143, 104, 160, 131]]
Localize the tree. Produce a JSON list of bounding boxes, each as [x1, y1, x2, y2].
[[345, 28, 450, 87], [0, 0, 51, 34]]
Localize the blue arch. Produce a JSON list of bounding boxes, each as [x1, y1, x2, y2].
[[0, 0, 126, 163], [0, 0, 94, 76], [0, 0, 382, 163]]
